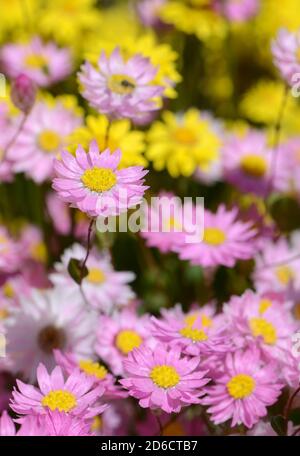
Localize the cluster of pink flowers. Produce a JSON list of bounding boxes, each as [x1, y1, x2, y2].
[[1, 0, 300, 440]]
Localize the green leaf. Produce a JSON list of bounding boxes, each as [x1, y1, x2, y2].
[[289, 407, 300, 425], [271, 415, 287, 436], [67, 258, 88, 285]]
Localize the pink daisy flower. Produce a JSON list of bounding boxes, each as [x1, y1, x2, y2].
[[224, 290, 298, 366], [53, 140, 148, 217], [16, 410, 94, 436], [4, 287, 96, 382], [95, 309, 153, 376], [151, 303, 232, 356], [46, 191, 72, 236], [140, 192, 187, 253], [1, 37, 72, 87], [8, 99, 82, 183], [216, 0, 259, 23], [222, 131, 275, 196], [202, 348, 283, 428], [174, 204, 258, 268], [120, 344, 210, 414], [252, 237, 300, 295], [50, 243, 135, 313], [54, 350, 126, 399], [10, 363, 106, 418], [78, 48, 164, 122], [272, 28, 300, 86], [0, 226, 21, 274]]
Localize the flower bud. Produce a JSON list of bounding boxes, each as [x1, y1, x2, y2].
[[10, 74, 36, 113]]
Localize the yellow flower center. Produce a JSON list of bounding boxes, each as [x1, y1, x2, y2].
[[0, 308, 9, 319], [108, 74, 136, 95], [86, 268, 105, 284], [203, 227, 226, 245], [227, 374, 255, 399], [91, 416, 103, 432], [25, 54, 48, 70], [259, 298, 272, 314], [150, 365, 180, 389], [79, 359, 107, 379], [30, 242, 47, 263], [38, 130, 61, 153], [179, 326, 208, 342], [174, 127, 197, 145], [2, 282, 14, 298], [81, 167, 117, 193], [115, 330, 142, 355], [184, 313, 198, 326], [276, 265, 294, 285], [42, 390, 77, 412], [240, 154, 267, 178], [249, 317, 277, 345]]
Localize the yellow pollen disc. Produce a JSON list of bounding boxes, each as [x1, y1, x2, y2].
[[293, 303, 300, 320], [201, 314, 213, 327], [150, 365, 180, 389], [276, 265, 294, 285], [108, 74, 136, 95], [42, 390, 77, 412], [30, 242, 47, 263], [227, 374, 255, 399], [91, 416, 103, 432], [174, 127, 197, 145], [259, 299, 272, 314], [86, 268, 106, 284], [38, 130, 61, 152], [180, 326, 208, 342], [0, 308, 9, 319], [81, 167, 117, 193], [79, 359, 107, 379], [162, 420, 185, 436], [203, 227, 226, 245], [3, 282, 14, 298], [184, 313, 198, 326], [115, 330, 142, 355], [249, 317, 277, 345], [240, 154, 267, 178], [25, 54, 48, 70]]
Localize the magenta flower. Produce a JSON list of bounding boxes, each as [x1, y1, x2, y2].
[[78, 48, 164, 122], [10, 74, 36, 113], [120, 345, 210, 414], [224, 290, 298, 368], [174, 205, 258, 268], [95, 309, 153, 376], [8, 100, 82, 183], [53, 141, 148, 217], [54, 350, 126, 399], [222, 131, 275, 196], [202, 348, 283, 428], [151, 303, 232, 356], [1, 37, 72, 87], [10, 363, 106, 418], [272, 28, 300, 86]]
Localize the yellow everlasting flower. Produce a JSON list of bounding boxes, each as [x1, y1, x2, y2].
[[0, 0, 39, 40], [70, 115, 147, 168], [39, 0, 102, 48], [146, 109, 222, 177], [159, 0, 226, 41]]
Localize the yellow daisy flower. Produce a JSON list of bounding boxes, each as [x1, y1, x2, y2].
[[159, 0, 226, 41], [70, 115, 147, 168], [146, 108, 222, 178], [39, 0, 102, 48]]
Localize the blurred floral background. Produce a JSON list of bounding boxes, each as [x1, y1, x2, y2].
[[0, 0, 300, 437]]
